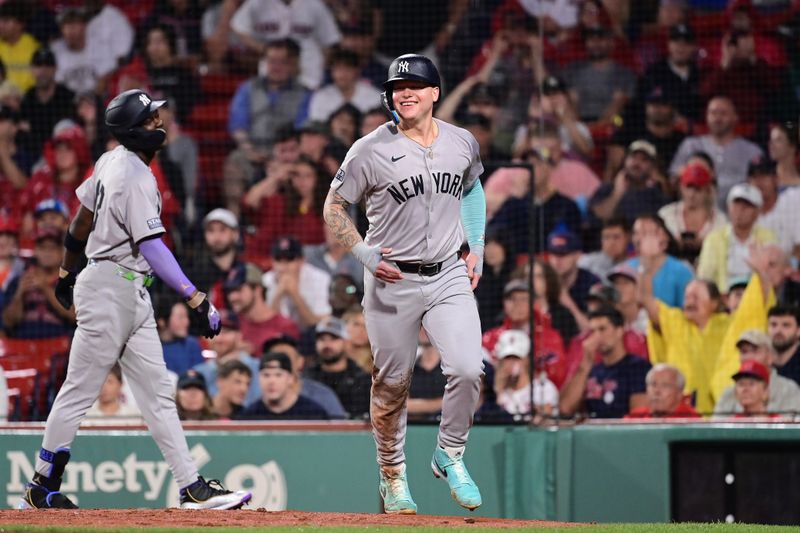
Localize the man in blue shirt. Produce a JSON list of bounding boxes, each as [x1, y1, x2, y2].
[[241, 351, 328, 420], [626, 214, 693, 308], [560, 306, 651, 418]]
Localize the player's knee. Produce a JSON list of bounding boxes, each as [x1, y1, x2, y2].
[[448, 360, 484, 383]]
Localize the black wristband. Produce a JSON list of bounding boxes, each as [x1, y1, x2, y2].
[[64, 230, 87, 254]]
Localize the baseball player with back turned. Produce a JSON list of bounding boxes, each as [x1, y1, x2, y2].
[[17, 89, 252, 510], [323, 54, 486, 514]]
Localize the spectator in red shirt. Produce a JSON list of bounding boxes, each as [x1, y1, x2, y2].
[[701, 27, 794, 128], [482, 279, 568, 389], [281, 156, 327, 246], [2, 228, 75, 338], [224, 262, 299, 355], [626, 363, 699, 419], [241, 125, 301, 257], [732, 359, 773, 417], [20, 123, 90, 238]]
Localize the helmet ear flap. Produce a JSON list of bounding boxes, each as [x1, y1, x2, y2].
[[381, 91, 400, 125]]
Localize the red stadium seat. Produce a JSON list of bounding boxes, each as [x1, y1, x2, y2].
[[0, 337, 71, 372], [5, 368, 38, 421]]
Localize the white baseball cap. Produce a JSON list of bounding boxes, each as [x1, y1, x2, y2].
[[495, 330, 530, 360], [727, 183, 763, 209], [203, 208, 239, 230]]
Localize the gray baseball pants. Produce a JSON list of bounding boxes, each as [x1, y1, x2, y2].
[[364, 256, 484, 467], [35, 259, 198, 487]]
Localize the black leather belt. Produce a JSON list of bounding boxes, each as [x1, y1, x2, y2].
[[395, 253, 458, 276]]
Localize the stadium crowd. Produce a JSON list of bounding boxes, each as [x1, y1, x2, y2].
[[2, 0, 800, 423]]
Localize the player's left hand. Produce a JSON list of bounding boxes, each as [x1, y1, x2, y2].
[[190, 292, 222, 338], [465, 253, 482, 290]]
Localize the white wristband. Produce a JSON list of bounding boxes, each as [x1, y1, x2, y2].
[[351, 242, 382, 274]]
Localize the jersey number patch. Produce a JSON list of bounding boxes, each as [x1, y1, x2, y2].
[[91, 182, 106, 231]]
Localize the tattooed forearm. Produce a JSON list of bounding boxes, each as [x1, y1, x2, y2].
[[323, 189, 363, 250]]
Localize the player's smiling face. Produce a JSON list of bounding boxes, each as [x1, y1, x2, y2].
[[392, 80, 439, 122]]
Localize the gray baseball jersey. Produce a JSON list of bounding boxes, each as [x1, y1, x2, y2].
[[331, 119, 483, 262], [34, 145, 199, 491], [332, 118, 485, 468], [76, 145, 165, 274]]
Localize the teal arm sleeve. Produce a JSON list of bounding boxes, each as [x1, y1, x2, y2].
[[460, 179, 486, 273]]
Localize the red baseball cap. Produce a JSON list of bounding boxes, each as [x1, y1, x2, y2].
[[680, 163, 713, 188], [732, 359, 770, 384]]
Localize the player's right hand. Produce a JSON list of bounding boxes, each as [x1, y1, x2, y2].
[[55, 268, 77, 310], [190, 292, 222, 338], [374, 247, 403, 284]]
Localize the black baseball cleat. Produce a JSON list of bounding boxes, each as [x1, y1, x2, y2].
[[179, 477, 252, 510], [17, 483, 78, 509]]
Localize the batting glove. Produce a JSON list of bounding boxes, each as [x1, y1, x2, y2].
[[187, 291, 221, 338], [55, 268, 77, 310]]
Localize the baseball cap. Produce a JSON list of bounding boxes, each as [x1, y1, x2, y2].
[[315, 316, 348, 339], [669, 23, 696, 42], [585, 25, 612, 38], [727, 183, 763, 208], [628, 139, 657, 160], [541, 75, 567, 95], [468, 83, 498, 105], [495, 329, 530, 359], [0, 105, 19, 123], [262, 335, 298, 355], [203, 208, 238, 230], [503, 279, 529, 297], [34, 198, 69, 219], [31, 48, 56, 67], [57, 7, 88, 26], [727, 275, 750, 292], [271, 236, 303, 260], [732, 359, 770, 384], [223, 263, 263, 291], [299, 121, 329, 136], [460, 113, 491, 130], [177, 370, 207, 391], [736, 329, 772, 351], [747, 156, 777, 178], [680, 162, 713, 188], [607, 263, 639, 284], [35, 227, 63, 244], [546, 229, 582, 255], [645, 86, 669, 105], [259, 351, 293, 373], [587, 283, 620, 304]]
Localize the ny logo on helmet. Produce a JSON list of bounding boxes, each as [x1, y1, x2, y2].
[[139, 93, 151, 107], [397, 61, 409, 73]]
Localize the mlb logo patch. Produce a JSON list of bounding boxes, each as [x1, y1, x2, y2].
[[147, 218, 163, 229], [334, 168, 345, 182]]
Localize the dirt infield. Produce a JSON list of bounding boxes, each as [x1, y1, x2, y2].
[[0, 509, 580, 530]]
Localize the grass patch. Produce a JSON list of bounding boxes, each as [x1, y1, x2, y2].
[[0, 523, 799, 533]]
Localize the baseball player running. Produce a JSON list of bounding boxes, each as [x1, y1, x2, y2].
[[323, 54, 486, 514], [18, 90, 251, 510]]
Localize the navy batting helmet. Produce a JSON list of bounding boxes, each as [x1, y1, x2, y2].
[[105, 89, 167, 154], [381, 54, 441, 123]]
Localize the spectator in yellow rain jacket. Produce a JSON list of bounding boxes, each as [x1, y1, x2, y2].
[[640, 231, 775, 414]]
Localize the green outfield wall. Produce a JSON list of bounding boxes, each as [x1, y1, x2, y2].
[[1, 423, 798, 521]]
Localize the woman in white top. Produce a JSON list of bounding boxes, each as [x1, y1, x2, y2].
[[659, 157, 727, 264], [84, 363, 142, 425]]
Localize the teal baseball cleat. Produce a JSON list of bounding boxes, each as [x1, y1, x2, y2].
[[379, 463, 418, 514], [431, 446, 482, 511]]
